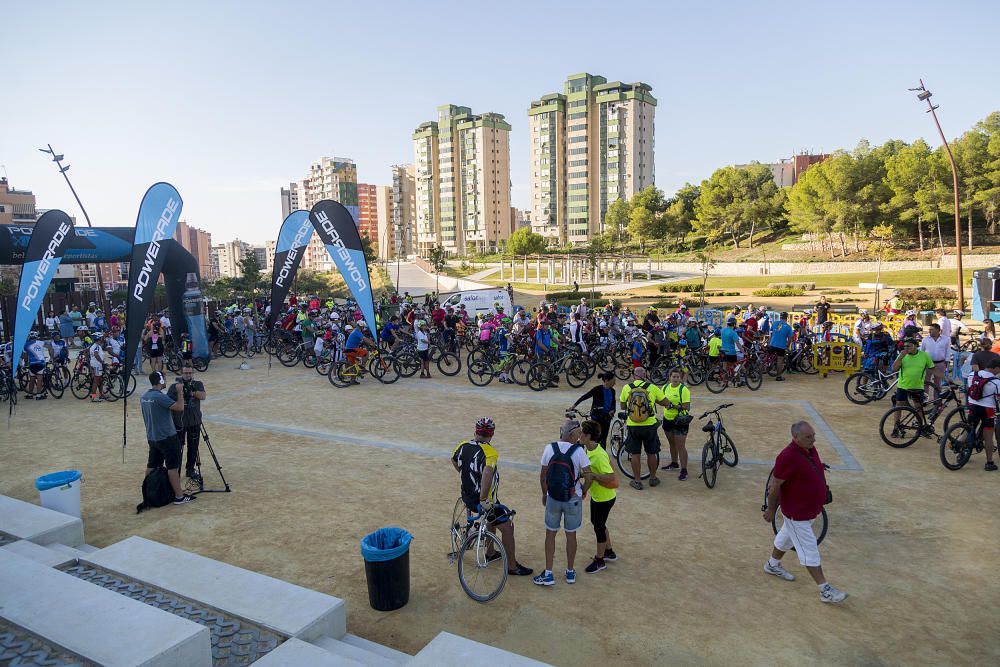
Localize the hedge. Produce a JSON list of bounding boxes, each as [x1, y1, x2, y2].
[[766, 282, 815, 290], [752, 288, 805, 297]]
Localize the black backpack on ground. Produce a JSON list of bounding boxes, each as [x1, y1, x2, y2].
[[545, 442, 582, 502], [136, 467, 175, 513]]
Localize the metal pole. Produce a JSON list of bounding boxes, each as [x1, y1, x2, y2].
[[39, 144, 108, 313], [911, 80, 964, 312]]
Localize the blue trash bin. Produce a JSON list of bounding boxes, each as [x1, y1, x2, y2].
[[360, 527, 412, 611]]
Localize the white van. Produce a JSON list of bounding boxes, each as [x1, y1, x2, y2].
[[441, 288, 512, 318]]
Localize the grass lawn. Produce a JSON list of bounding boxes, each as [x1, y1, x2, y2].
[[700, 268, 974, 290]]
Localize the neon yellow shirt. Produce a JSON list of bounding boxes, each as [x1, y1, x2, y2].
[[619, 380, 664, 427], [586, 445, 616, 502], [708, 337, 723, 357], [661, 383, 691, 421]]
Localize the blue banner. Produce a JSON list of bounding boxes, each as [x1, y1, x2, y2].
[[11, 210, 75, 379], [268, 210, 313, 327]]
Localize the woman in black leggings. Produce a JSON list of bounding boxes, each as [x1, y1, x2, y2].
[[580, 420, 619, 573], [571, 372, 617, 447]]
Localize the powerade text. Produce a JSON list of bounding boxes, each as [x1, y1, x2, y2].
[[133, 198, 180, 302], [275, 219, 312, 288], [20, 221, 71, 310], [315, 210, 367, 293]]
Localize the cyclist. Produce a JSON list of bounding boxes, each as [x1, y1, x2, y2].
[[721, 316, 741, 374], [23, 332, 49, 400], [707, 328, 723, 368], [451, 417, 533, 577], [619, 367, 666, 489], [966, 358, 1000, 471], [660, 368, 691, 480], [416, 320, 432, 379], [47, 332, 69, 365], [580, 419, 619, 574], [890, 337, 934, 436], [570, 371, 617, 447], [89, 332, 108, 402], [769, 313, 795, 382], [344, 322, 374, 373]]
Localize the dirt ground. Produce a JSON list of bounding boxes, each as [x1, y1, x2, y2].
[[3, 358, 998, 666]]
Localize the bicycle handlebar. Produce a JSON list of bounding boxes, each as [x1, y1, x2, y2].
[[698, 403, 733, 419]]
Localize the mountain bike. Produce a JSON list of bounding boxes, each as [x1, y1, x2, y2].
[[601, 411, 659, 481], [449, 498, 509, 603], [939, 418, 990, 470], [878, 382, 966, 448], [329, 348, 399, 387], [844, 367, 898, 404], [698, 403, 737, 489], [705, 358, 762, 393], [762, 465, 829, 546], [527, 348, 593, 391]]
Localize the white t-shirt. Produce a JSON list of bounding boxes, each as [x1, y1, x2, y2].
[[89, 343, 105, 369], [920, 334, 951, 363], [160, 315, 171, 333], [313, 337, 325, 355], [967, 370, 999, 408], [416, 329, 429, 352], [949, 318, 964, 337], [937, 316, 952, 340], [106, 337, 122, 357], [540, 441, 592, 498]]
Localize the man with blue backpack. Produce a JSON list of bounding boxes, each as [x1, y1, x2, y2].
[[534, 419, 593, 587]]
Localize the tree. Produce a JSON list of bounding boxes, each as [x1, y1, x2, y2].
[[428, 245, 447, 293], [628, 206, 657, 250], [695, 164, 779, 248], [295, 270, 334, 297], [661, 183, 699, 249], [604, 198, 631, 245], [885, 139, 933, 250], [506, 227, 547, 257], [238, 252, 262, 286], [695, 250, 716, 309], [361, 235, 378, 265], [974, 112, 1000, 234], [868, 223, 896, 308]]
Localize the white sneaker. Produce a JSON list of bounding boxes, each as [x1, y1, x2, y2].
[[764, 561, 795, 581], [820, 585, 848, 603]]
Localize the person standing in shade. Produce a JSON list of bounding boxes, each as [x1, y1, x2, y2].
[[580, 420, 618, 573], [660, 369, 691, 480], [762, 421, 847, 603], [768, 312, 795, 381], [570, 371, 617, 447], [140, 371, 196, 505], [416, 321, 432, 379], [166, 364, 208, 482], [814, 296, 830, 326]]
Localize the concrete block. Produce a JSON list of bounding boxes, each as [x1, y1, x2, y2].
[[253, 638, 362, 666], [84, 536, 347, 641], [312, 635, 399, 667], [45, 543, 89, 560], [0, 549, 212, 667], [77, 543, 100, 553], [1, 539, 76, 568], [410, 631, 552, 667], [341, 633, 410, 663], [0, 495, 84, 546]]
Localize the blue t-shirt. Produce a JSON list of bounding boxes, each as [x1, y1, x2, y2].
[[346, 329, 365, 350], [534, 328, 552, 355], [770, 321, 793, 350], [25, 340, 47, 365], [50, 340, 68, 361], [721, 327, 740, 354], [381, 322, 398, 340]]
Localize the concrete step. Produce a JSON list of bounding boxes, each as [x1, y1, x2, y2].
[[0, 494, 84, 546], [341, 633, 411, 663], [0, 549, 212, 666], [1, 539, 76, 568], [77, 543, 100, 553], [254, 638, 363, 666], [410, 631, 552, 666], [83, 535, 346, 641], [312, 635, 401, 667], [45, 542, 90, 560]]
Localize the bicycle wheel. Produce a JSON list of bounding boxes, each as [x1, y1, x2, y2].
[[220, 338, 240, 358], [396, 352, 421, 378], [608, 419, 625, 458], [101, 376, 120, 402], [509, 359, 531, 386], [467, 360, 494, 386], [844, 372, 880, 405], [316, 358, 332, 376], [527, 363, 552, 392], [244, 341, 257, 359], [370, 357, 400, 384], [686, 360, 706, 386], [450, 498, 468, 556], [51, 365, 71, 391], [276, 344, 300, 367], [565, 358, 591, 388], [15, 369, 28, 392], [797, 351, 818, 374], [46, 374, 65, 399], [437, 352, 461, 377], [939, 422, 975, 471], [70, 371, 92, 400], [457, 529, 507, 603], [772, 507, 829, 546], [328, 362, 351, 388], [705, 367, 727, 394], [719, 430, 738, 467], [119, 372, 137, 397], [879, 406, 923, 448], [613, 361, 632, 381], [942, 405, 967, 434], [744, 367, 763, 391], [303, 352, 318, 369], [701, 441, 718, 488], [165, 353, 180, 373], [615, 441, 656, 480], [192, 357, 209, 372]]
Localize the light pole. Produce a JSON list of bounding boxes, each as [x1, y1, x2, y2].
[[38, 144, 109, 313], [909, 80, 964, 312]]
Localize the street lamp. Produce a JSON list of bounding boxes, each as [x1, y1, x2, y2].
[[909, 80, 964, 312], [38, 144, 109, 313]]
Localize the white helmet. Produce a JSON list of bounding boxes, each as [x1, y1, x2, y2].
[[344, 324, 354, 332], [357, 320, 368, 329]]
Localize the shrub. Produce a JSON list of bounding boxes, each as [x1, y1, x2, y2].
[[766, 282, 815, 290], [552, 298, 612, 309], [546, 290, 601, 301], [753, 288, 805, 297], [658, 283, 703, 294]]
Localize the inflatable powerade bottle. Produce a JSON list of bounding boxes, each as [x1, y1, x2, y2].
[[183, 272, 209, 359]]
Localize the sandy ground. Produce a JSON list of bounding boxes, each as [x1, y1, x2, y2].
[[2, 358, 998, 666]]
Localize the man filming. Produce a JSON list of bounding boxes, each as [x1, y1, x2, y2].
[[167, 364, 208, 482], [140, 371, 195, 505]]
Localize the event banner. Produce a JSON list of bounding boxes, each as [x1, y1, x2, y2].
[[267, 210, 313, 327], [124, 183, 184, 377], [10, 210, 75, 379], [308, 200, 378, 341]]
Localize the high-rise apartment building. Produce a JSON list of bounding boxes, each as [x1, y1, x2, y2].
[[173, 220, 215, 280], [280, 180, 309, 219], [357, 183, 378, 246], [214, 239, 252, 278], [413, 105, 512, 257], [391, 164, 417, 260], [529, 74, 656, 245], [375, 185, 393, 261], [280, 158, 358, 222]]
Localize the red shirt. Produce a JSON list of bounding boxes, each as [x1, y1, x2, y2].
[[288, 296, 298, 306], [774, 442, 827, 521], [431, 308, 446, 325]]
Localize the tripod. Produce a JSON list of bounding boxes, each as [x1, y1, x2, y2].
[[189, 423, 232, 494]]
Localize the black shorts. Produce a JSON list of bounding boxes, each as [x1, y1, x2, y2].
[[29, 362, 46, 375], [417, 349, 430, 361], [723, 354, 738, 363], [624, 423, 661, 455], [147, 347, 164, 358], [893, 388, 924, 404], [662, 418, 689, 436], [768, 345, 786, 357], [147, 434, 182, 470]]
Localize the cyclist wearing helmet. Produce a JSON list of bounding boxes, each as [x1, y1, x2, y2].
[[451, 418, 533, 577], [721, 316, 741, 372], [344, 321, 374, 370], [23, 332, 49, 400]]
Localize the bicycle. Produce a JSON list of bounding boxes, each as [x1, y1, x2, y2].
[[939, 418, 991, 470], [698, 403, 738, 489], [607, 411, 659, 481], [761, 464, 830, 546], [467, 350, 522, 386], [878, 381, 967, 448], [448, 498, 510, 603], [328, 347, 400, 387], [844, 366, 898, 404], [527, 348, 593, 391], [704, 357, 762, 393]]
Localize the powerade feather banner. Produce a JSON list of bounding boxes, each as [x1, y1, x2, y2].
[[11, 210, 75, 379], [267, 210, 313, 327], [308, 200, 378, 342], [124, 183, 183, 378]]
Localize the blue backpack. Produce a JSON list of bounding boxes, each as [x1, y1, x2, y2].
[[545, 442, 582, 502]]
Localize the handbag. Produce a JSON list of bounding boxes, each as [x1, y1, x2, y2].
[[797, 447, 832, 504], [669, 383, 693, 427]]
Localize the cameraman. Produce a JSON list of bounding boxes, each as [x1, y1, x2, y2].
[[166, 364, 207, 482]]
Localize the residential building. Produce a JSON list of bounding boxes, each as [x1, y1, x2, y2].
[[528, 73, 656, 245], [280, 180, 309, 219], [357, 183, 378, 246], [0, 177, 36, 226], [375, 185, 393, 261], [391, 164, 417, 259], [412, 105, 512, 256], [214, 239, 252, 278], [511, 207, 530, 234], [173, 220, 215, 279], [738, 153, 830, 188], [252, 245, 269, 271], [279, 158, 358, 225]]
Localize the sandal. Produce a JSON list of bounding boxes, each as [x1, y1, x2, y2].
[[629, 480, 643, 490], [649, 477, 661, 487]]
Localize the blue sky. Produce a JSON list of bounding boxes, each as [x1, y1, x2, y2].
[[3, 1, 999, 244]]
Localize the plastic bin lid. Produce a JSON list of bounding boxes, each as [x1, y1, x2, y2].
[[35, 470, 82, 491]]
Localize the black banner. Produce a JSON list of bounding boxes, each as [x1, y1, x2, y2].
[[267, 210, 313, 327]]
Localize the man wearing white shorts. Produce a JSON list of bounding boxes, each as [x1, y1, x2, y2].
[[762, 421, 848, 603]]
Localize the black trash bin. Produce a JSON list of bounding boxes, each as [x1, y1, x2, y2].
[[360, 527, 412, 611]]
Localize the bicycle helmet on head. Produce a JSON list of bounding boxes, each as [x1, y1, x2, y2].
[[475, 416, 495, 438]]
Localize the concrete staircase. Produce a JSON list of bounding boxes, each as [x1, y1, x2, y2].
[[0, 494, 549, 666]]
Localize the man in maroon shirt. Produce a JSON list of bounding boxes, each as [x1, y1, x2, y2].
[[762, 421, 848, 603]]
